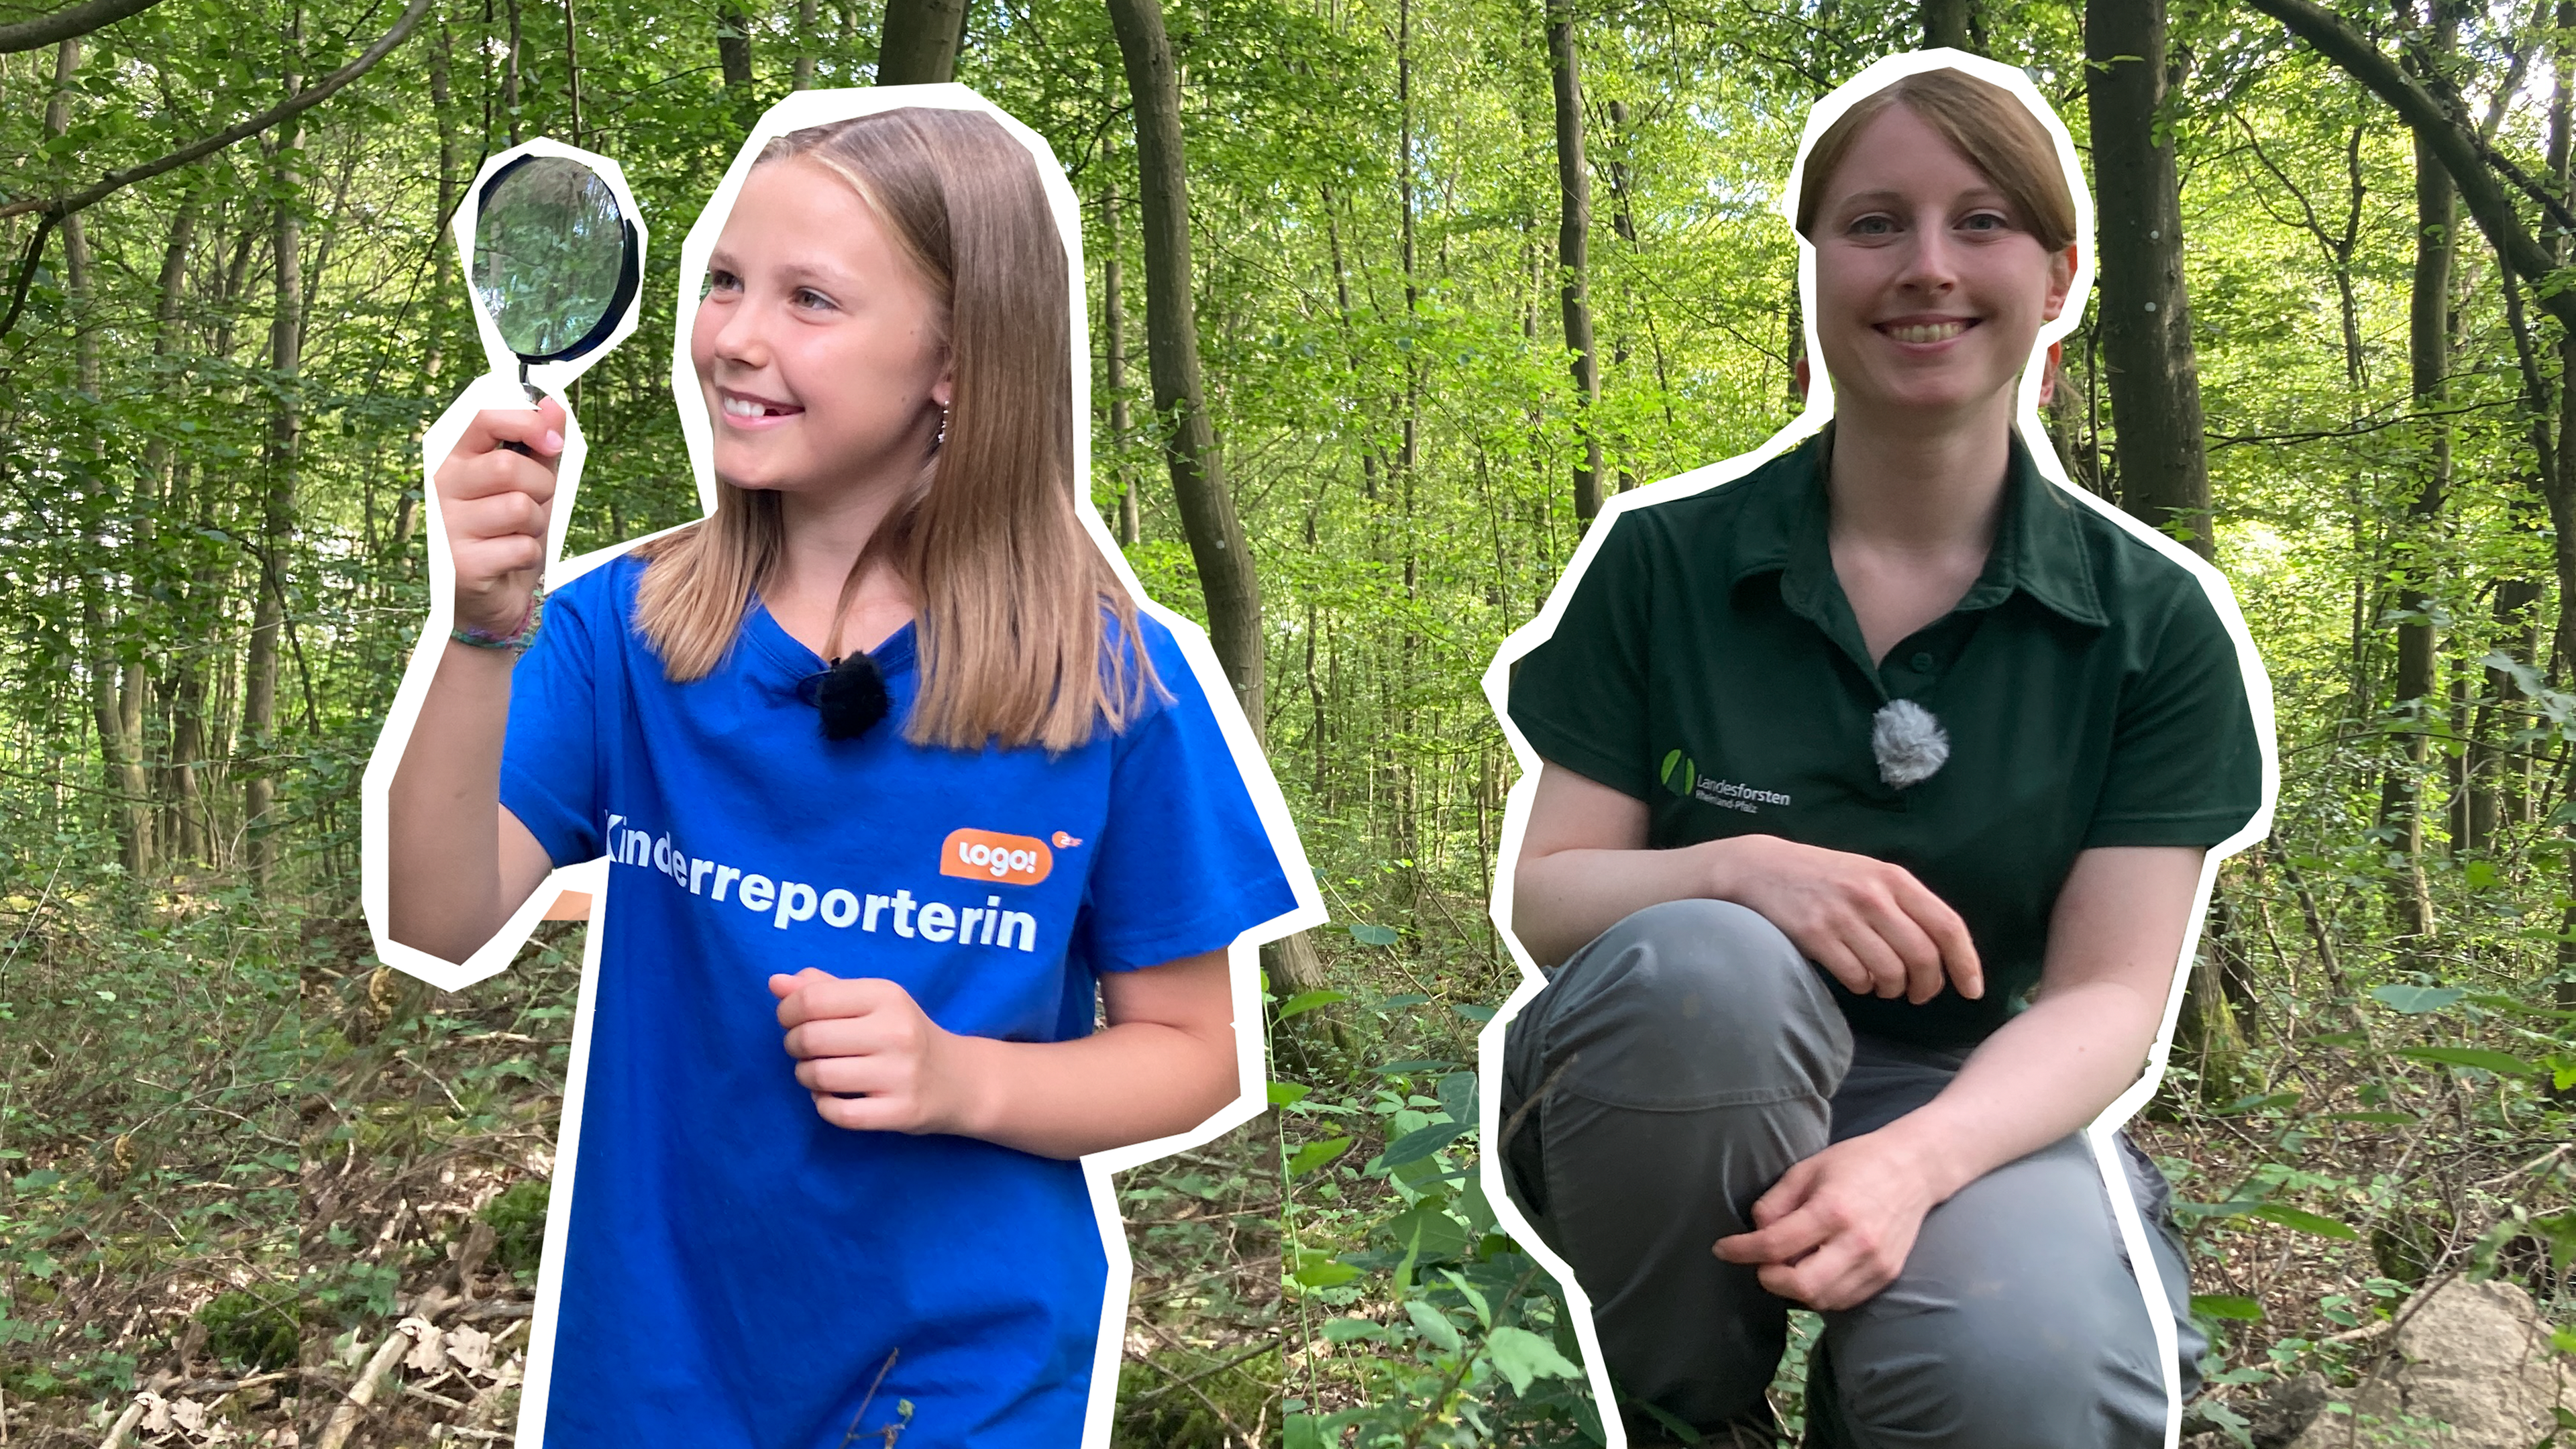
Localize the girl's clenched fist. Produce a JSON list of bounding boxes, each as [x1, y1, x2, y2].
[[434, 394, 567, 638]]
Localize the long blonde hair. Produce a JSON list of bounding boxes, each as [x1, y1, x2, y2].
[[631, 107, 1159, 753]]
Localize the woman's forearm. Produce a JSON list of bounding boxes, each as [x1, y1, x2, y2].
[[1869, 978, 2165, 1201], [385, 641, 521, 961], [945, 1019, 1240, 1160], [1511, 839, 1726, 966]]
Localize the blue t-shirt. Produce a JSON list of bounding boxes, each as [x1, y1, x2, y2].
[[497, 552, 1299, 1448]]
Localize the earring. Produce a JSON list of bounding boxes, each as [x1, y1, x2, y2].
[[934, 407, 949, 451]]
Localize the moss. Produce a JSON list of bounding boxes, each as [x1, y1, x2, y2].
[[479, 1179, 551, 1277], [1112, 1342, 1279, 1449], [198, 1286, 298, 1371]]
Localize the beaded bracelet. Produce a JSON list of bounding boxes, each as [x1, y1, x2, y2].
[[451, 587, 545, 653]]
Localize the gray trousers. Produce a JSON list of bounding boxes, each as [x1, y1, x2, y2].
[[1500, 899, 2202, 1447]]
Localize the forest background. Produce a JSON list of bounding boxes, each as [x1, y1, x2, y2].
[[0, 0, 2573, 1444]]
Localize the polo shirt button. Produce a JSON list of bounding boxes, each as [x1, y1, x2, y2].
[[1909, 651, 1935, 673]]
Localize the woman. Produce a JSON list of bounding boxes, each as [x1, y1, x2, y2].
[[384, 99, 1302, 1446], [1495, 62, 2266, 1449]]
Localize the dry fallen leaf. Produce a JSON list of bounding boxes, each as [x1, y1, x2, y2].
[[400, 1315, 445, 1375], [140, 1391, 170, 1434], [170, 1397, 208, 1434], [444, 1323, 493, 1377]]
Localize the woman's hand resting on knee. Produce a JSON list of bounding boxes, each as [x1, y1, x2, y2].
[[1709, 1129, 1941, 1310], [1704, 836, 1982, 1004], [1511, 764, 1982, 1000]]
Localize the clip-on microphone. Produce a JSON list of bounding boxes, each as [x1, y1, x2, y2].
[[797, 651, 890, 741]]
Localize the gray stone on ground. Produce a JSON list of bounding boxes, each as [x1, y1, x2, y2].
[[2284, 1277, 2576, 1448]]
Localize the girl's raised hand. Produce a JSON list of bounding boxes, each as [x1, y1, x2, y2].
[[769, 969, 983, 1136], [434, 396, 568, 638]]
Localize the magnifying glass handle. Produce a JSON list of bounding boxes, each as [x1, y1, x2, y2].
[[498, 378, 549, 458]]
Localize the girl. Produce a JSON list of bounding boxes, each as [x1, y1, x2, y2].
[[1491, 58, 2269, 1449], [384, 97, 1305, 1447]]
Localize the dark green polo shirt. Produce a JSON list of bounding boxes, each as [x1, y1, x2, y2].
[[1509, 427, 2265, 1048]]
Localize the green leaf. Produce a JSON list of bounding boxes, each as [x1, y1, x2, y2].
[[1379, 1120, 1474, 1171], [2250, 1204, 2359, 1240], [1383, 1197, 1472, 1265], [2324, 1111, 2418, 1124], [1267, 1081, 1312, 1108], [2400, 1045, 2538, 1075], [1290, 1255, 1360, 1289], [2369, 984, 2463, 1014], [2553, 1326, 2576, 1357], [1321, 1316, 1385, 1342], [1277, 989, 1348, 1020], [2530, 1210, 2576, 1273], [1347, 923, 1399, 947], [1286, 1136, 1352, 1178], [1404, 1299, 1461, 1354], [2190, 1294, 2266, 1322], [1485, 1324, 1584, 1395], [1452, 1002, 1497, 1023]]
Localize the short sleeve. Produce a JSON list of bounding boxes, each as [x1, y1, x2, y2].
[[1075, 623, 1301, 972], [497, 571, 609, 867], [1509, 514, 1656, 798], [2082, 584, 2265, 849]]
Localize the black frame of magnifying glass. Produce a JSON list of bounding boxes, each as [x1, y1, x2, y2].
[[474, 151, 643, 368]]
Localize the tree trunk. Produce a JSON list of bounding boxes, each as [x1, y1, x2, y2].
[[1546, 3, 1602, 525], [1102, 170, 1138, 546], [2086, 0, 2214, 559], [1108, 0, 1328, 1004], [246, 13, 305, 883], [2378, 29, 2459, 935], [50, 38, 150, 878], [793, 0, 818, 87], [716, 0, 755, 101], [502, 0, 521, 143], [1921, 0, 1980, 51], [2088, 0, 2235, 1053], [1106, 0, 1260, 724], [877, 0, 964, 83]]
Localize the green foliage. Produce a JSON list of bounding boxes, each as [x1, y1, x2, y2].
[[196, 1286, 297, 1371], [478, 1178, 553, 1279]]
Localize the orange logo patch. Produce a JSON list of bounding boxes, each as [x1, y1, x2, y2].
[[941, 828, 1053, 885]]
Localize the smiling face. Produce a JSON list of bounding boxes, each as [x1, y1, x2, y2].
[[688, 156, 953, 497], [1808, 102, 2075, 428]]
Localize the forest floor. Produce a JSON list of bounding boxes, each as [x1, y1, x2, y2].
[[0, 896, 1280, 1449], [2, 871, 2569, 1449], [1271, 881, 2576, 1449]]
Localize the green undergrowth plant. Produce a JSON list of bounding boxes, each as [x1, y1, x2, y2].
[[1278, 955, 1603, 1448]]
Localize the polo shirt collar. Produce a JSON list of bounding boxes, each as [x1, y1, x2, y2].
[[1726, 423, 2108, 631]]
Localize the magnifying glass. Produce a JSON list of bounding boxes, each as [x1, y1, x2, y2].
[[467, 152, 641, 456]]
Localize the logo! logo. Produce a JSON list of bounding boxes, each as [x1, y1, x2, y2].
[[941, 828, 1053, 885]]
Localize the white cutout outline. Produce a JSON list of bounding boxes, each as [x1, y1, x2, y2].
[[356, 85, 1327, 1448], [1469, 49, 2279, 1449]]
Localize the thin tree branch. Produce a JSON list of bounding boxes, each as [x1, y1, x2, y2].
[[0, 0, 165, 54], [0, 0, 433, 233], [2244, 0, 2576, 329]]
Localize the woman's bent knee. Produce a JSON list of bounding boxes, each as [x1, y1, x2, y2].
[[1517, 897, 1849, 1110]]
